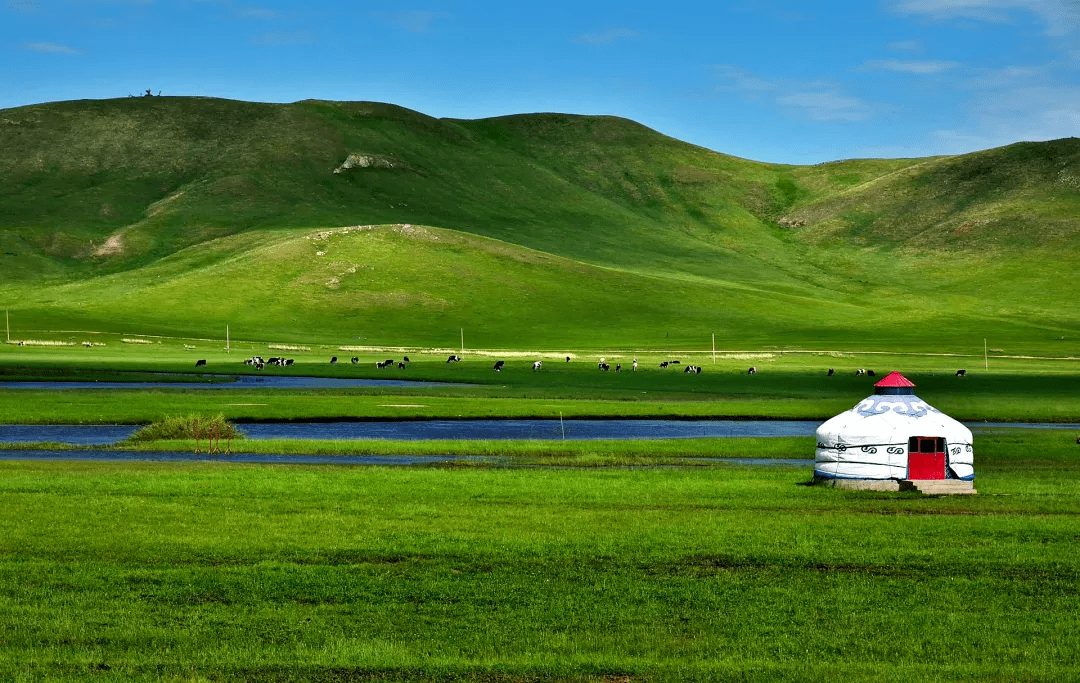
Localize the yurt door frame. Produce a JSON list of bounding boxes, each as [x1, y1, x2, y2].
[[907, 436, 946, 480]]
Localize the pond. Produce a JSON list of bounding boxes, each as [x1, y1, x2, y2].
[[0, 375, 458, 390], [1, 420, 1076, 446], [0, 449, 815, 467]]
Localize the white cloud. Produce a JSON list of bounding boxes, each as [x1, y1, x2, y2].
[[23, 41, 79, 54], [374, 10, 450, 34], [887, 0, 1080, 35], [861, 59, 960, 73], [253, 30, 313, 46], [573, 27, 640, 46], [710, 64, 877, 122], [887, 39, 924, 51]]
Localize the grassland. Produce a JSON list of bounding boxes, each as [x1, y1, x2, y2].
[[0, 430, 1077, 682]]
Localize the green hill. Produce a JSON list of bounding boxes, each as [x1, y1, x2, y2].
[[0, 97, 1077, 352]]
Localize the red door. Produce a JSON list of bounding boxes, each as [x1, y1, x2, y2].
[[908, 436, 946, 480]]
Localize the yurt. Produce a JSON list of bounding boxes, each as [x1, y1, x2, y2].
[[815, 372, 974, 491]]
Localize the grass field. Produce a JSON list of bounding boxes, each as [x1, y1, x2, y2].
[[0, 430, 1077, 682]]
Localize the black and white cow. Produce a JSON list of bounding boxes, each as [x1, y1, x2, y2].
[[855, 368, 866, 376], [827, 368, 835, 376], [195, 359, 206, 367], [867, 370, 876, 377], [660, 361, 670, 368], [532, 360, 543, 371], [351, 357, 359, 364], [397, 362, 406, 369], [598, 362, 610, 371], [376, 360, 392, 369], [493, 360, 505, 371], [447, 355, 461, 363], [615, 364, 621, 372], [403, 356, 410, 362], [284, 359, 294, 366], [747, 366, 757, 375], [956, 369, 967, 377], [330, 356, 338, 364]]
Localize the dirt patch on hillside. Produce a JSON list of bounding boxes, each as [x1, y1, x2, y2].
[[93, 231, 126, 257]]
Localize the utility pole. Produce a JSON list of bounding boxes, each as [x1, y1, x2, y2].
[[227, 325, 230, 353]]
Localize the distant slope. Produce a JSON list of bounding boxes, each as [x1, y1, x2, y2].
[[1, 97, 1078, 349]]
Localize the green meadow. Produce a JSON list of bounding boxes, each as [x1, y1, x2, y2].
[[2, 96, 1079, 681], [0, 431, 1078, 682]]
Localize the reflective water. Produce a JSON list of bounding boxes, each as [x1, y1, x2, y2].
[[2, 420, 1074, 446], [0, 375, 456, 390], [0, 450, 813, 467]]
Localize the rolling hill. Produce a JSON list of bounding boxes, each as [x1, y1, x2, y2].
[[0, 96, 1077, 352]]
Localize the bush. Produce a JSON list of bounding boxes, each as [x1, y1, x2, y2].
[[127, 414, 244, 443]]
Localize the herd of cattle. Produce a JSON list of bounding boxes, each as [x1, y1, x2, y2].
[[192, 355, 970, 378]]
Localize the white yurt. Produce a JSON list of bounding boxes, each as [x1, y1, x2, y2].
[[815, 371, 974, 483]]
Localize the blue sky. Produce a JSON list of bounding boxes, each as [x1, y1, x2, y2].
[[4, 0, 1079, 164]]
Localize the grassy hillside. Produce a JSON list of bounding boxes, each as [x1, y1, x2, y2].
[[1, 97, 1078, 351]]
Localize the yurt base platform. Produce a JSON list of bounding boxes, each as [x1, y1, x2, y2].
[[815, 478, 977, 495], [899, 479, 977, 495]]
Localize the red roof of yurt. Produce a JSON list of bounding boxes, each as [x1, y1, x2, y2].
[[875, 371, 915, 388]]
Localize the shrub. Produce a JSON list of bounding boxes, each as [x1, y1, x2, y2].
[[127, 414, 244, 442]]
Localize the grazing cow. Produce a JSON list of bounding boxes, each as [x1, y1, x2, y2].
[[255, 362, 264, 370], [867, 370, 876, 377], [956, 369, 967, 377], [397, 362, 406, 369], [493, 360, 505, 371], [195, 359, 207, 368], [566, 356, 571, 363], [615, 364, 621, 372], [383, 359, 394, 366], [827, 368, 835, 376], [447, 355, 461, 363], [747, 366, 757, 375], [83, 341, 93, 348], [660, 361, 670, 368], [855, 368, 866, 376], [684, 365, 694, 373], [351, 357, 359, 364], [403, 356, 410, 362], [532, 360, 543, 371], [284, 359, 294, 366], [632, 359, 638, 372], [376, 361, 390, 369], [330, 356, 338, 364], [598, 362, 610, 371], [670, 360, 680, 365]]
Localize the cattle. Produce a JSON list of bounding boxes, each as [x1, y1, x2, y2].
[[566, 356, 571, 363], [747, 366, 757, 375], [255, 362, 264, 370], [195, 359, 207, 367], [532, 360, 543, 371], [855, 368, 866, 376], [376, 360, 393, 369], [446, 355, 461, 363], [351, 357, 359, 364], [397, 362, 406, 369], [284, 359, 294, 366], [83, 341, 93, 348], [330, 356, 338, 364], [956, 369, 967, 377], [827, 368, 835, 376], [632, 359, 638, 371], [493, 360, 505, 372], [660, 361, 670, 368], [684, 365, 702, 374], [403, 356, 410, 362], [867, 370, 876, 377], [615, 364, 621, 372], [383, 359, 394, 366], [598, 362, 610, 371], [670, 360, 680, 365]]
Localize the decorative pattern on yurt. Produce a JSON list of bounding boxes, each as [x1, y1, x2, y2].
[[815, 371, 974, 482]]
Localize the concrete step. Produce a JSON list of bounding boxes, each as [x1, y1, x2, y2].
[[900, 479, 977, 495]]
